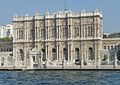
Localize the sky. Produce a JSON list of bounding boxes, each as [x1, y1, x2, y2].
[[0, 0, 120, 34]]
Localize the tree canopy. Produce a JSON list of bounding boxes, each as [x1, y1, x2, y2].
[[0, 37, 13, 42]]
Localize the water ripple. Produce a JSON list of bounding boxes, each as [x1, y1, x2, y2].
[[0, 71, 120, 85]]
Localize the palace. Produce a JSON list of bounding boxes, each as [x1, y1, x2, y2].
[[12, 10, 120, 69]]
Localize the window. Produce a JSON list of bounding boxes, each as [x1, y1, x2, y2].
[[19, 30, 23, 39], [31, 28, 35, 40], [63, 28, 67, 37], [75, 27, 79, 37], [51, 28, 55, 38], [95, 17, 98, 23], [107, 46, 110, 49], [32, 56, 35, 62], [41, 29, 44, 38], [52, 48, 57, 60], [104, 46, 106, 49], [88, 26, 92, 36], [89, 47, 94, 60], [111, 46, 113, 49], [20, 49, 24, 61]]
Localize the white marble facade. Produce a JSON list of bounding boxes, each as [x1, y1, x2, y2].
[[12, 10, 106, 68]]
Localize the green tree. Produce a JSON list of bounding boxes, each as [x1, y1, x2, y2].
[[0, 37, 13, 42]]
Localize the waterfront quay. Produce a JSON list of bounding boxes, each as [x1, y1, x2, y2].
[[1, 65, 120, 71]]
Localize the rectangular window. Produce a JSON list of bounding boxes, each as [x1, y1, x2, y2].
[[63, 28, 67, 37], [51, 28, 55, 38], [75, 27, 79, 37], [41, 29, 44, 38], [32, 56, 35, 62], [88, 26, 93, 36], [19, 29, 24, 39]]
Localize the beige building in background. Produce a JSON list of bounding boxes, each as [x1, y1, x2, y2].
[[12, 10, 120, 69]]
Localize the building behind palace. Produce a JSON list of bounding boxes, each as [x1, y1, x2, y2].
[[12, 10, 120, 69], [0, 24, 13, 38]]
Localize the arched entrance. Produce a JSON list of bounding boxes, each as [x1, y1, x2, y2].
[[88, 47, 94, 60], [52, 48, 57, 60], [63, 48, 68, 61]]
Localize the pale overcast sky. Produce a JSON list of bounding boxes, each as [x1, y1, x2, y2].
[[0, 0, 120, 33]]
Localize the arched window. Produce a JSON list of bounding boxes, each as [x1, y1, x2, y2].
[[89, 47, 94, 60], [20, 49, 24, 61], [75, 48, 80, 59], [63, 48, 68, 61], [52, 48, 57, 60], [42, 49, 46, 61]]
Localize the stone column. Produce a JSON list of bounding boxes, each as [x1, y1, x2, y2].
[[58, 45, 60, 61], [81, 42, 84, 66], [114, 52, 118, 68], [69, 45, 71, 61], [15, 29, 17, 42], [70, 25, 73, 39], [70, 43, 74, 62], [94, 42, 99, 67], [60, 49, 62, 61], [45, 45, 48, 60], [56, 45, 59, 61], [17, 29, 19, 40], [57, 26, 59, 39], [67, 45, 69, 61]]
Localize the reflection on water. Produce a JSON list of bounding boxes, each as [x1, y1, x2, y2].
[[0, 71, 120, 85]]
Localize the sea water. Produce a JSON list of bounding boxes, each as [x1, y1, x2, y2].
[[0, 71, 120, 85]]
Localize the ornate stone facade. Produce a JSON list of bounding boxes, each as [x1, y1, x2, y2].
[[12, 10, 105, 68]]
